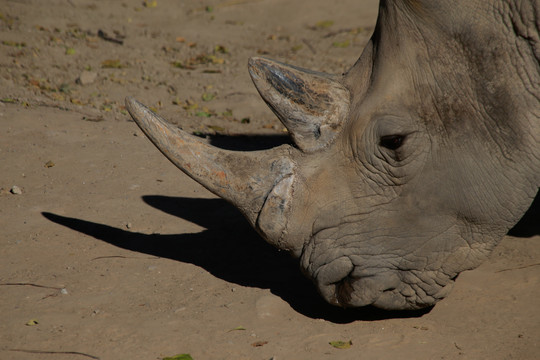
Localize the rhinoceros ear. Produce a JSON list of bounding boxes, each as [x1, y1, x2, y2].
[[249, 57, 350, 152]]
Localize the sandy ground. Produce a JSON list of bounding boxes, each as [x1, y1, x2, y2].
[[1, 1, 539, 359]]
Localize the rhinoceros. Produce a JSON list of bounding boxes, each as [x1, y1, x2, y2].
[[126, 0, 540, 310]]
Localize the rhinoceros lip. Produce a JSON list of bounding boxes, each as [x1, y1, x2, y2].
[[311, 256, 458, 309], [304, 254, 405, 308]]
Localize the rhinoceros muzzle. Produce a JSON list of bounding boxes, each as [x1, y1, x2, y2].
[[309, 254, 456, 310]]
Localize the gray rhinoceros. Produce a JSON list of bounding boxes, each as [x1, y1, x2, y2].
[[126, 0, 540, 310]]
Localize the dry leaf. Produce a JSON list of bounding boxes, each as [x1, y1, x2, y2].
[[162, 355, 193, 360], [228, 326, 246, 332], [329, 340, 353, 349], [26, 319, 39, 326], [201, 93, 215, 102], [251, 341, 268, 347], [143, 0, 158, 8]]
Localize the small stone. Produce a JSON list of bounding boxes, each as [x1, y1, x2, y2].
[[78, 70, 97, 85], [10, 185, 22, 195], [60, 288, 68, 295], [44, 160, 55, 168], [126, 222, 132, 229], [255, 295, 290, 319]]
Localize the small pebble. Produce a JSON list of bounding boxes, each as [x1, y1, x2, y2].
[[10, 185, 22, 195], [255, 295, 290, 319], [126, 222, 132, 229], [78, 70, 97, 85], [60, 288, 68, 295]]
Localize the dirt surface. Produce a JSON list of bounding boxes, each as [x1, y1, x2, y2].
[[1, 1, 539, 359]]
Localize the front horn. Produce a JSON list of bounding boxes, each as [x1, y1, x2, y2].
[[125, 97, 298, 250]]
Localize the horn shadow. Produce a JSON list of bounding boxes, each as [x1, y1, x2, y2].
[[204, 133, 292, 151], [42, 197, 431, 322]]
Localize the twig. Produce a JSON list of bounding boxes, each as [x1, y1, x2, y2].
[[495, 262, 540, 273], [323, 28, 355, 38], [97, 30, 124, 45], [2, 98, 111, 119], [0, 282, 63, 291], [8, 349, 100, 359], [302, 39, 316, 54], [223, 91, 257, 99], [323, 26, 373, 38], [217, 0, 263, 8], [91, 255, 160, 261], [193, 0, 262, 12]]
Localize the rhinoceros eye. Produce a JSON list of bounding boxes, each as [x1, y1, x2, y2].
[[380, 135, 405, 150]]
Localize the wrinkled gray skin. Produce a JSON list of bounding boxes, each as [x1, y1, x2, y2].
[[126, 0, 540, 310]]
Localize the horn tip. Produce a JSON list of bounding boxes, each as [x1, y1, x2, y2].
[[125, 96, 142, 113], [248, 56, 276, 74]]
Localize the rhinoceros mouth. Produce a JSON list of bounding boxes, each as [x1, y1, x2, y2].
[[311, 257, 403, 308], [332, 273, 402, 308], [303, 254, 456, 310]]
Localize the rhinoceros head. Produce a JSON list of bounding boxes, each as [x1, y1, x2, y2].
[[126, 0, 539, 310]]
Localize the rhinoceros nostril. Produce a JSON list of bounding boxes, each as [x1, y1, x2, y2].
[[335, 277, 355, 307], [332, 273, 402, 308]]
